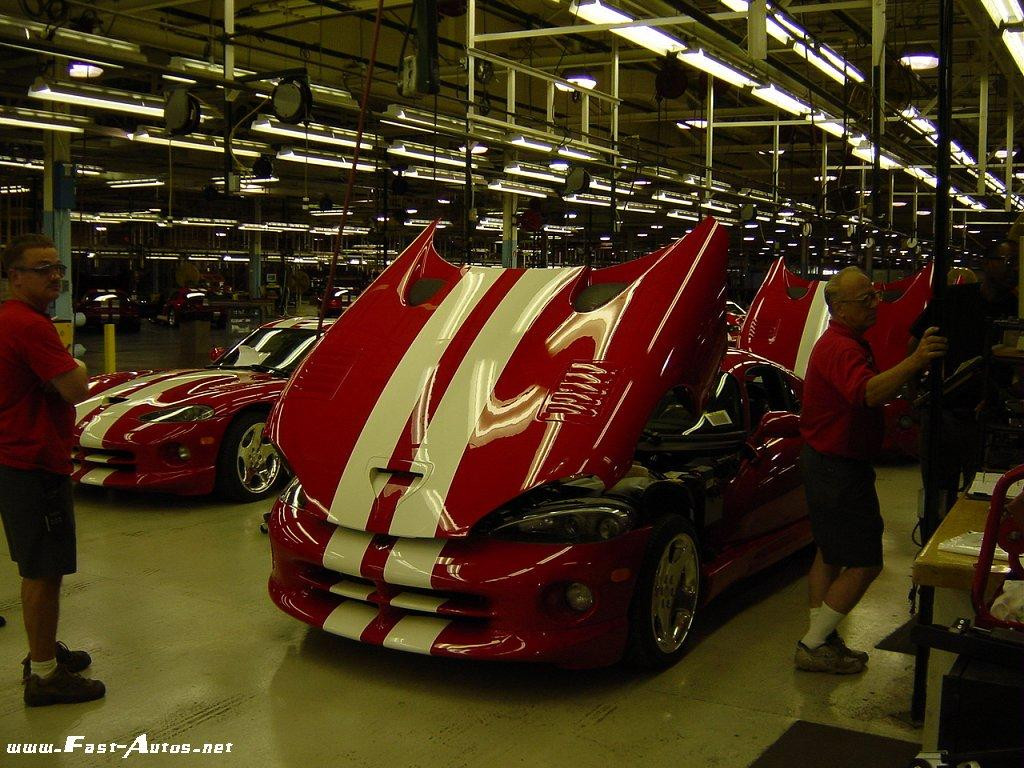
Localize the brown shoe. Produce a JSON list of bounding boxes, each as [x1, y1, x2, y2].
[[826, 630, 869, 663], [24, 666, 105, 707], [794, 641, 865, 674], [21, 641, 92, 682]]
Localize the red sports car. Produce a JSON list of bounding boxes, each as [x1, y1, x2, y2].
[[265, 221, 811, 669], [76, 288, 141, 332], [737, 258, 933, 457], [160, 288, 228, 328], [72, 317, 331, 501]]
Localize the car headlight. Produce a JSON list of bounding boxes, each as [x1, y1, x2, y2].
[[479, 499, 636, 543], [278, 476, 307, 511], [137, 404, 216, 423]]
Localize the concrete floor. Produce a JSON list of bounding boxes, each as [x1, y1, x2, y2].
[[0, 322, 929, 767]]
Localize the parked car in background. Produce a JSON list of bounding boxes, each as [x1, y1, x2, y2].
[[265, 220, 811, 669], [737, 258, 933, 458], [75, 288, 141, 332], [322, 287, 354, 317], [158, 288, 228, 328], [73, 317, 332, 501], [725, 300, 746, 346]]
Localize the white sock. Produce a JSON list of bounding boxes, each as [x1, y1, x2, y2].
[[801, 604, 845, 649], [31, 658, 57, 678]]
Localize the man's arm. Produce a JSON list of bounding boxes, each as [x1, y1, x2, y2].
[[865, 326, 947, 407], [49, 359, 90, 404]]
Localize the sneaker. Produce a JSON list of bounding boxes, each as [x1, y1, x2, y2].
[[24, 666, 105, 707], [794, 641, 865, 674], [21, 642, 92, 682], [826, 630, 869, 663]]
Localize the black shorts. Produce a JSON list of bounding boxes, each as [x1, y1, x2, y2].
[[801, 445, 883, 568], [0, 466, 77, 579]]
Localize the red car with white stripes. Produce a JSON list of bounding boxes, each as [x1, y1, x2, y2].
[[72, 317, 331, 501], [266, 221, 812, 668]]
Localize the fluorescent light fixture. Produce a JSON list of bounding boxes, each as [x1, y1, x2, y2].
[[995, 148, 1017, 159], [563, 192, 611, 207], [276, 147, 375, 171], [53, 27, 141, 56], [905, 167, 938, 188], [308, 83, 358, 109], [676, 119, 708, 130], [666, 210, 699, 221], [0, 106, 90, 133], [814, 174, 838, 182], [851, 142, 903, 170], [680, 49, 755, 88], [509, 134, 554, 153], [107, 178, 164, 188], [405, 219, 450, 229], [818, 45, 865, 83], [505, 162, 566, 183], [570, 0, 686, 56], [545, 225, 578, 234], [68, 61, 103, 79], [30, 78, 164, 118], [250, 116, 375, 150], [167, 57, 257, 82], [382, 104, 465, 132], [751, 85, 811, 115], [557, 144, 599, 161], [488, 180, 551, 198], [793, 41, 848, 85], [0, 186, 30, 194], [981, 0, 1024, 25], [622, 202, 659, 214], [900, 106, 938, 136], [651, 190, 696, 205], [174, 217, 238, 227], [700, 201, 734, 214], [131, 127, 266, 157], [403, 166, 481, 186], [589, 177, 635, 195], [389, 141, 473, 168]]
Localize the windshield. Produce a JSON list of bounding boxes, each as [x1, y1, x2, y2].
[[645, 372, 744, 438], [212, 328, 318, 374]]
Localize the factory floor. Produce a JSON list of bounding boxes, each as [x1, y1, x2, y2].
[[0, 321, 934, 767]]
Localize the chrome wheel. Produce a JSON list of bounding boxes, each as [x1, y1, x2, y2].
[[650, 532, 700, 654], [235, 421, 280, 495]]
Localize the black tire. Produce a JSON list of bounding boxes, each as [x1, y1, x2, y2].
[[215, 410, 284, 502], [624, 515, 703, 669], [167, 308, 177, 328]]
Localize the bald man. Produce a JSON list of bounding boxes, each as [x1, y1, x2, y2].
[[796, 266, 946, 674]]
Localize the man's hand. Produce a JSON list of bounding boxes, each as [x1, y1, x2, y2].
[[910, 326, 948, 371]]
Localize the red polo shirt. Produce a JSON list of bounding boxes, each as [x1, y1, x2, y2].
[[0, 300, 78, 474], [800, 319, 884, 460]]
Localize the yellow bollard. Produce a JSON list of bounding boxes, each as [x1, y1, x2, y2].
[[103, 323, 116, 374]]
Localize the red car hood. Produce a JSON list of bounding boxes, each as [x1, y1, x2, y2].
[[75, 368, 282, 447], [269, 219, 729, 538], [738, 258, 933, 376]]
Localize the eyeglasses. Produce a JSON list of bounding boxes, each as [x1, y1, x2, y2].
[[835, 289, 882, 308], [12, 262, 67, 277]]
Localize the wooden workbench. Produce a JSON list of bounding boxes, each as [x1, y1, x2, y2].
[[913, 494, 1010, 595]]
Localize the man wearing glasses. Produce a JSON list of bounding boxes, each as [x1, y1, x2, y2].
[[0, 234, 105, 706], [795, 266, 947, 674]]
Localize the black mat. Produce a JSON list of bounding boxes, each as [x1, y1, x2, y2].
[[875, 618, 918, 655], [748, 721, 920, 768]]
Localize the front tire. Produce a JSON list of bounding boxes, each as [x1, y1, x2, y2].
[[216, 411, 283, 502], [624, 515, 703, 669]]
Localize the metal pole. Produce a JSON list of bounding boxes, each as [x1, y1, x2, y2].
[[705, 75, 714, 191], [978, 73, 989, 196], [911, 0, 953, 726]]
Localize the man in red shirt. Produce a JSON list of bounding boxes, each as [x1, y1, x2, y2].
[[0, 234, 105, 706], [796, 266, 946, 674]]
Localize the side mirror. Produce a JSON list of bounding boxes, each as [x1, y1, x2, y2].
[[209, 346, 227, 362], [758, 411, 800, 440]]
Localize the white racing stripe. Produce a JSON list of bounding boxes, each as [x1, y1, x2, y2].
[[328, 580, 376, 602], [322, 602, 378, 639], [78, 371, 235, 448], [321, 526, 374, 577], [383, 538, 446, 589], [390, 592, 447, 614], [388, 267, 582, 538], [382, 615, 450, 655], [78, 467, 118, 486], [75, 372, 178, 423], [792, 283, 830, 378], [328, 269, 505, 529]]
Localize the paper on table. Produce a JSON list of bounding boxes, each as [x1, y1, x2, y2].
[[967, 472, 1024, 499], [937, 530, 1010, 561]]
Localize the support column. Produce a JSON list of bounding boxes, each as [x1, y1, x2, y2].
[[249, 199, 262, 299], [978, 73, 989, 196], [501, 194, 518, 268], [1006, 89, 1014, 212], [43, 125, 72, 321], [705, 75, 714, 190], [748, 0, 767, 60]]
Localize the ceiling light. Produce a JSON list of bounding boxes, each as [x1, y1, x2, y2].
[[30, 78, 165, 118], [68, 61, 103, 79], [505, 162, 566, 183], [459, 142, 489, 155], [276, 147, 375, 171], [679, 49, 755, 88], [389, 141, 474, 168], [555, 71, 598, 92], [851, 141, 903, 170], [563, 192, 611, 207], [700, 201, 733, 214], [488, 180, 551, 198], [589, 177, 636, 195], [666, 210, 698, 221], [107, 178, 164, 188], [250, 116, 375, 151], [556, 144, 599, 161], [980, 0, 1024, 25], [549, 159, 570, 171], [814, 174, 838, 182], [570, 0, 686, 56], [509, 134, 554, 153], [651, 190, 696, 206], [751, 85, 811, 115], [622, 202, 659, 214], [758, 148, 785, 156], [0, 106, 90, 133], [0, 186, 30, 195], [132, 127, 265, 157], [403, 166, 481, 186]]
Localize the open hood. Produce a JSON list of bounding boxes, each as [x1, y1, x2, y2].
[[738, 258, 933, 377], [269, 220, 729, 538]]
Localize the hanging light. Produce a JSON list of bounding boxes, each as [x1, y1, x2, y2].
[[898, 47, 939, 71], [555, 70, 598, 92]]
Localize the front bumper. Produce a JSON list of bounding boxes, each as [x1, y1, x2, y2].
[[72, 419, 224, 495], [267, 500, 649, 668]]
